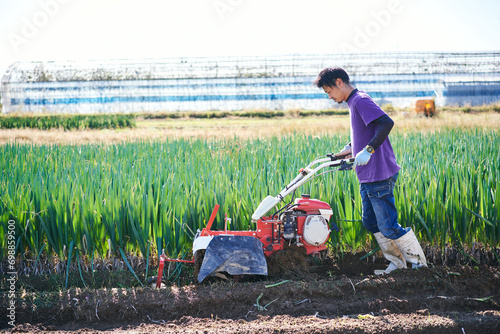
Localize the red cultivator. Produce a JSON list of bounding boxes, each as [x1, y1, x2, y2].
[[155, 155, 354, 287]]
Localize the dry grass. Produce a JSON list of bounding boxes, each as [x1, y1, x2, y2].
[[0, 111, 498, 145], [394, 111, 500, 132]]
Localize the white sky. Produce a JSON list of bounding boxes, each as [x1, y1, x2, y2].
[[1, 0, 500, 77]]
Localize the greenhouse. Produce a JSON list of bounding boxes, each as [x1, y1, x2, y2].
[[1, 51, 499, 114]]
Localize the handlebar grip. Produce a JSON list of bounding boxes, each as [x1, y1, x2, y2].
[[339, 158, 355, 171], [327, 153, 352, 161]]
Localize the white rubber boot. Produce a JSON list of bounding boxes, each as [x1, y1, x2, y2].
[[373, 232, 407, 275], [394, 228, 427, 268]]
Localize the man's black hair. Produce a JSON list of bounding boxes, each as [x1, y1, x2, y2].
[[313, 67, 350, 88]]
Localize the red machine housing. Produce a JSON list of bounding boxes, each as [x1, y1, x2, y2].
[[199, 195, 333, 258]]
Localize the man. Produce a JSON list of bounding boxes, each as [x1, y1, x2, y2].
[[314, 67, 427, 275]]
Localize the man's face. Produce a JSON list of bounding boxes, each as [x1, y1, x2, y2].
[[322, 81, 344, 104]]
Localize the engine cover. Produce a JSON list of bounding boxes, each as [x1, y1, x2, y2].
[[302, 215, 330, 246], [294, 195, 333, 221]]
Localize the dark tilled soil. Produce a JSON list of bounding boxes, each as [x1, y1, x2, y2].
[[2, 253, 500, 333]]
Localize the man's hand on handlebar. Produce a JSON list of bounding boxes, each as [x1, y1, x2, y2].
[[334, 144, 353, 159]]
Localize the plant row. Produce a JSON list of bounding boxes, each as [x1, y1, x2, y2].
[[0, 129, 498, 284], [0, 114, 135, 130], [139, 108, 349, 120]]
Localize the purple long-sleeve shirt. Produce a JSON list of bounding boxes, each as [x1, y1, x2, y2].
[[346, 90, 400, 183]]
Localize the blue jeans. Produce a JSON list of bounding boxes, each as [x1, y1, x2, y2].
[[359, 172, 406, 240]]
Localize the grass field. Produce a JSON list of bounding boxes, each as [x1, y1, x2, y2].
[[0, 108, 499, 289]]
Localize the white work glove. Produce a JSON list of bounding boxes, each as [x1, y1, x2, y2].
[[335, 144, 352, 158], [353, 147, 372, 169]]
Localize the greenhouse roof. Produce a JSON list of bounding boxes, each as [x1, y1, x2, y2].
[[2, 51, 500, 83]]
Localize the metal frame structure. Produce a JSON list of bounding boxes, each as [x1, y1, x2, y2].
[[2, 52, 499, 113]]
